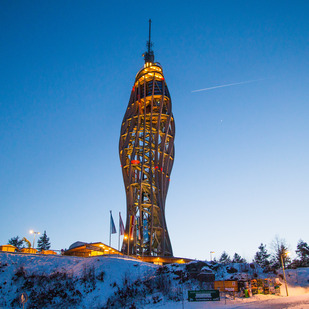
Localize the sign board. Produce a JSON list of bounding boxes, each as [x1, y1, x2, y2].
[[188, 290, 220, 302], [214, 280, 238, 292]]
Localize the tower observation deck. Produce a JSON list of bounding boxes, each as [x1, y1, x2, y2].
[[119, 20, 175, 257]]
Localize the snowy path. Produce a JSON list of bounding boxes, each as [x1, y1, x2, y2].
[[151, 294, 309, 308]]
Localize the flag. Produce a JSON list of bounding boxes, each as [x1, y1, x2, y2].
[[129, 215, 135, 239], [119, 212, 125, 236], [110, 211, 117, 234]]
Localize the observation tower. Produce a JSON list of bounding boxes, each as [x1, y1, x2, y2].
[[119, 20, 175, 257]]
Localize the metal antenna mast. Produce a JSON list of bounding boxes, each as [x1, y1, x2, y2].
[[147, 19, 152, 53], [144, 19, 154, 63]]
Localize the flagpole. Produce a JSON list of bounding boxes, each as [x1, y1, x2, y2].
[[128, 216, 130, 256], [134, 217, 137, 254], [118, 212, 120, 251], [109, 210, 112, 247]]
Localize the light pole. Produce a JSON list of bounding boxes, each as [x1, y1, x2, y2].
[[210, 251, 215, 261], [29, 230, 40, 249], [123, 235, 129, 256], [280, 251, 290, 296]]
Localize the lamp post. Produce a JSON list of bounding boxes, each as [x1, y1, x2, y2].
[[280, 251, 290, 296], [124, 235, 129, 256], [29, 230, 40, 249], [210, 251, 215, 261]]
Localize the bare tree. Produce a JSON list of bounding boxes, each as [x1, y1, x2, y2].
[[270, 236, 290, 269]]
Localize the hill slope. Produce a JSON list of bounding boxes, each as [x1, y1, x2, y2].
[[1, 252, 309, 308]]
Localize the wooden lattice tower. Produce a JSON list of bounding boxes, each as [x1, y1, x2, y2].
[[119, 20, 174, 256]]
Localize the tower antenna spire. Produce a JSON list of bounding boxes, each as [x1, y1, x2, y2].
[[148, 19, 152, 53], [144, 19, 154, 63]]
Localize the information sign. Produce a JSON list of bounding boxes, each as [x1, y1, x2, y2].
[[188, 290, 220, 302]]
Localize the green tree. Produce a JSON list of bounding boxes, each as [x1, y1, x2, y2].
[[8, 236, 24, 249], [232, 253, 246, 263], [295, 239, 309, 267], [253, 243, 271, 272], [219, 251, 231, 264], [37, 231, 51, 251]]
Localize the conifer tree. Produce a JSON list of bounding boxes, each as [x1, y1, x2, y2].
[[37, 231, 51, 251], [232, 252, 246, 263], [253, 243, 270, 272], [8, 236, 24, 249], [219, 251, 231, 264], [295, 239, 309, 267]]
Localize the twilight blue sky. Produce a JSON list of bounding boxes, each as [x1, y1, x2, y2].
[[1, 1, 308, 261]]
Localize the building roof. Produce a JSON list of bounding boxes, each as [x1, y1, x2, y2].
[[68, 241, 87, 250]]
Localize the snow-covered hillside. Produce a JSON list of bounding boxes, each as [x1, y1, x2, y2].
[[0, 252, 160, 308], [1, 252, 309, 308]]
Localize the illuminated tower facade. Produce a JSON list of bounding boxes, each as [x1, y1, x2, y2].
[[119, 21, 174, 256]]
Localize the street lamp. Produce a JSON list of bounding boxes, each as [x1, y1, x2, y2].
[[29, 230, 40, 249], [281, 251, 290, 296], [210, 251, 215, 261], [123, 234, 129, 256]]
